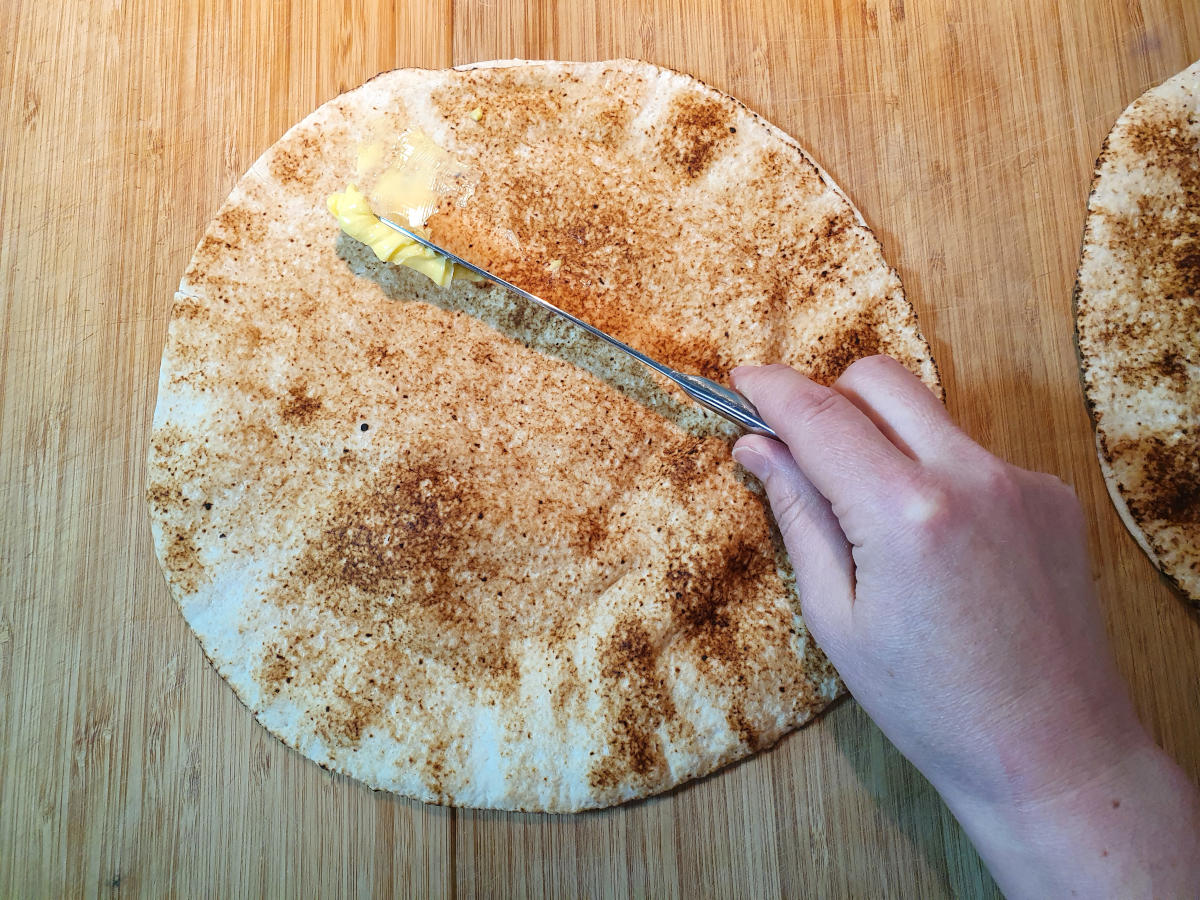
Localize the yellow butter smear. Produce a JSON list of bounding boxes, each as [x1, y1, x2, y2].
[[327, 128, 480, 288]]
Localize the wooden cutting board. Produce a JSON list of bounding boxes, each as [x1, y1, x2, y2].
[[3, 0, 1198, 896]]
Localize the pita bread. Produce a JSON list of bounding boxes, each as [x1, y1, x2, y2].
[[1075, 59, 1200, 608], [148, 59, 940, 811]]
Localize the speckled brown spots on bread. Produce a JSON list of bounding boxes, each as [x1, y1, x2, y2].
[[147, 59, 939, 811], [1075, 58, 1200, 606]]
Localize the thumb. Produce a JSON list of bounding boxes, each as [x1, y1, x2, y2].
[[733, 435, 855, 639]]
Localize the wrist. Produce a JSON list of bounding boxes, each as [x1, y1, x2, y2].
[[900, 678, 1150, 826], [938, 730, 1200, 898]]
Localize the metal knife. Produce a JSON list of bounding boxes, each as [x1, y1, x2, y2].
[[377, 217, 778, 439]]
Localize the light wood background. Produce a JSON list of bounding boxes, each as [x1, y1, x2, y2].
[[3, 0, 1198, 896]]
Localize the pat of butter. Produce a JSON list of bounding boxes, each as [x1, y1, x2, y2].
[[330, 128, 481, 287], [327, 184, 479, 287], [469, 107, 483, 121], [356, 140, 386, 174], [355, 128, 476, 229]]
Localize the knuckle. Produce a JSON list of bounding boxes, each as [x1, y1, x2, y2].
[[879, 469, 958, 548], [1032, 472, 1087, 528], [896, 479, 954, 533], [970, 455, 1022, 505], [1059, 491, 1087, 532], [979, 463, 1037, 531], [770, 487, 813, 545], [779, 383, 850, 429], [839, 353, 894, 384], [766, 475, 825, 546], [1040, 471, 1078, 500]]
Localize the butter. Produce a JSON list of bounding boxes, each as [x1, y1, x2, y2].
[[327, 184, 479, 287], [370, 130, 447, 227], [355, 140, 386, 175], [329, 127, 481, 287], [355, 127, 476, 228], [469, 107, 483, 121]]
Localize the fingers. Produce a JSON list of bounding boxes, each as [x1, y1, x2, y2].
[[733, 435, 854, 639], [833, 355, 965, 462], [731, 363, 917, 544]]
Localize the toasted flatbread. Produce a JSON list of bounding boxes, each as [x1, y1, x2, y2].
[[1075, 60, 1200, 608], [148, 59, 940, 811]]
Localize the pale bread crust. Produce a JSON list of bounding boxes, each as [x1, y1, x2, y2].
[[1075, 59, 1200, 607], [149, 60, 940, 811]]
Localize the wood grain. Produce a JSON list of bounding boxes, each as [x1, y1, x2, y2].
[[2, 0, 1198, 896]]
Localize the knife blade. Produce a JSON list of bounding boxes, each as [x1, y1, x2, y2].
[[377, 216, 778, 439]]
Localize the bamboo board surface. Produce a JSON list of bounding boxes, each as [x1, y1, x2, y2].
[[2, 1, 1199, 896]]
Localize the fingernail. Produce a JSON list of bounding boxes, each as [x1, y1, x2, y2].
[[732, 446, 769, 481], [729, 365, 761, 387]]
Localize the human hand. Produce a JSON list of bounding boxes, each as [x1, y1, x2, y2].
[[731, 356, 1200, 898]]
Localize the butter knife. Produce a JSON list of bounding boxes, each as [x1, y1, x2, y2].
[[378, 217, 778, 439]]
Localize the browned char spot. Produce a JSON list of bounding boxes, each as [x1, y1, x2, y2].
[[258, 459, 521, 751], [431, 72, 567, 136], [330, 684, 383, 745], [1112, 426, 1200, 525], [666, 538, 776, 746], [640, 328, 724, 381], [587, 535, 780, 791], [279, 382, 323, 425], [661, 440, 702, 490], [1093, 97, 1200, 393], [666, 539, 768, 666], [658, 436, 724, 493], [587, 102, 635, 146], [725, 701, 759, 748], [550, 654, 584, 726], [658, 93, 735, 179], [165, 530, 204, 595], [570, 515, 610, 556], [268, 133, 322, 189], [146, 481, 182, 512], [421, 734, 453, 796], [806, 313, 884, 385], [294, 675, 384, 751], [588, 618, 674, 791], [1125, 96, 1200, 178], [215, 203, 268, 245]]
